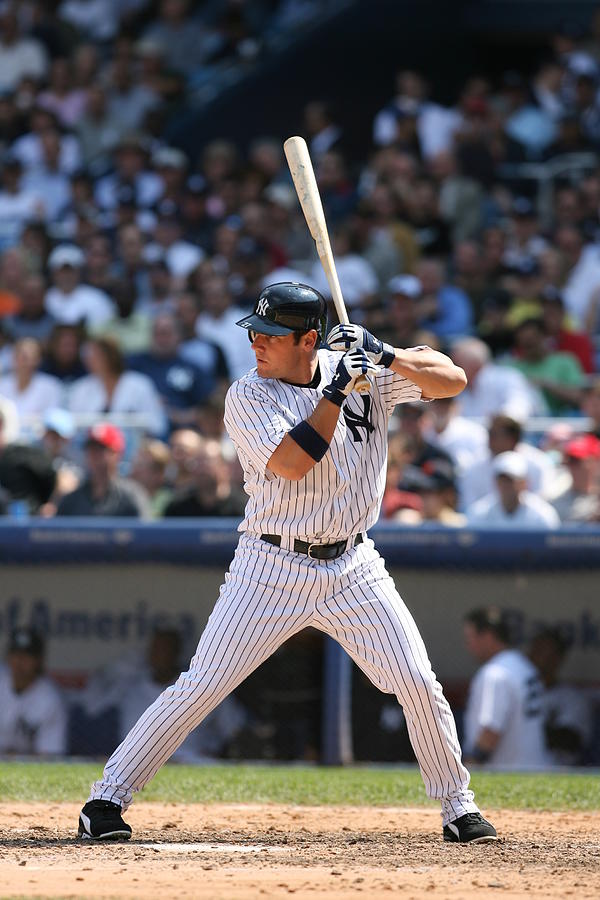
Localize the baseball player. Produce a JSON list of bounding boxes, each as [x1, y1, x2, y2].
[[78, 282, 497, 844], [463, 607, 551, 769]]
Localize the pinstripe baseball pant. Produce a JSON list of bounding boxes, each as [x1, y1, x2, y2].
[[89, 534, 478, 825]]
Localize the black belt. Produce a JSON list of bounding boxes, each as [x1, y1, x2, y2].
[[260, 533, 363, 560]]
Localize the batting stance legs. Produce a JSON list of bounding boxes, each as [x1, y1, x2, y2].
[[88, 536, 477, 825]]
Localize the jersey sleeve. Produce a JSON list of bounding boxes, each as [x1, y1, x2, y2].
[[224, 381, 291, 474], [475, 666, 514, 735]]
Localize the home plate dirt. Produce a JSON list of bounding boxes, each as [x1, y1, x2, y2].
[[1, 803, 599, 899]]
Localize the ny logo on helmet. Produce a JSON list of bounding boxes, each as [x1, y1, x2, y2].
[[256, 297, 269, 316]]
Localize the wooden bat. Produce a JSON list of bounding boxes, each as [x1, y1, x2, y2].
[[283, 135, 370, 393]]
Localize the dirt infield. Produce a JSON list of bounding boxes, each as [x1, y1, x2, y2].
[[1, 802, 599, 899]]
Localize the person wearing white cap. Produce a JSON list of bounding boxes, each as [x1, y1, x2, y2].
[[466, 451, 560, 528], [44, 244, 114, 327]]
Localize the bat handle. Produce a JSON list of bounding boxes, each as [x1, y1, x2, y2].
[[355, 375, 371, 393]]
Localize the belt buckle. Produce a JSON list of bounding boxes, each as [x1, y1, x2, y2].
[[307, 542, 320, 559]]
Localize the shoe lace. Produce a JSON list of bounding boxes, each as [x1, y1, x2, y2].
[[95, 802, 121, 819], [461, 813, 484, 825]]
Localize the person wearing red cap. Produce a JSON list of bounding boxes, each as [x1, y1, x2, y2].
[[552, 434, 600, 523], [56, 422, 151, 517]]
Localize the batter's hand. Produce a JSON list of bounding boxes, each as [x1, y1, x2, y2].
[[327, 323, 396, 367], [322, 349, 379, 407]]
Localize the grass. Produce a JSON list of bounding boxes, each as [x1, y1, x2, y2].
[[0, 761, 598, 811]]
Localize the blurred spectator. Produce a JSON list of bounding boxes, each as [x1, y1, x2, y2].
[[540, 285, 595, 374], [145, 205, 204, 283], [0, 4, 48, 93], [0, 438, 56, 514], [303, 99, 344, 162], [373, 69, 462, 159], [21, 127, 73, 223], [152, 146, 188, 206], [58, 0, 120, 43], [90, 280, 152, 355], [174, 290, 230, 384], [551, 433, 600, 524], [37, 406, 81, 516], [0, 627, 67, 756], [118, 628, 247, 761], [451, 336, 544, 421], [179, 174, 215, 249], [83, 232, 118, 296], [0, 247, 26, 318], [129, 312, 218, 432], [2, 272, 55, 344], [557, 225, 600, 328], [309, 223, 378, 320], [164, 435, 246, 517], [129, 437, 172, 518], [75, 84, 123, 175], [40, 323, 87, 384], [0, 393, 19, 445], [168, 426, 204, 489], [0, 152, 43, 251], [57, 421, 151, 517], [407, 179, 452, 257], [194, 271, 255, 380], [377, 275, 430, 349], [414, 257, 473, 339], [44, 244, 114, 327], [459, 414, 556, 510], [12, 105, 81, 175], [466, 451, 560, 528], [507, 317, 585, 414], [315, 149, 356, 225], [391, 401, 454, 472], [37, 56, 87, 128], [422, 395, 488, 474], [462, 607, 550, 769], [0, 336, 63, 420], [94, 132, 162, 212], [142, 0, 222, 79], [69, 336, 167, 437], [528, 627, 593, 766], [403, 463, 466, 527], [502, 197, 548, 271], [580, 376, 600, 438], [106, 52, 159, 132], [381, 431, 422, 521]]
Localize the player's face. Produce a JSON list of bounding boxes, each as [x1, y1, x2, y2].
[[251, 331, 306, 380]]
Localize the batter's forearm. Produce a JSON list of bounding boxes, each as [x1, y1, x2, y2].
[[389, 348, 467, 398], [266, 397, 341, 480]]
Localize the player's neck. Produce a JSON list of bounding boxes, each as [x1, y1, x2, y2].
[[281, 354, 320, 387]]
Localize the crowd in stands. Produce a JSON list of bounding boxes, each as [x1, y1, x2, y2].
[[2, 3, 600, 525]]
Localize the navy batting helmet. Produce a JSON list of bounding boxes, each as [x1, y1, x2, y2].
[[236, 283, 327, 344]]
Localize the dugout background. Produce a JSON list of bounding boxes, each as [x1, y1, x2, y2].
[[1, 521, 599, 764]]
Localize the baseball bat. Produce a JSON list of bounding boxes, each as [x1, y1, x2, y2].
[[283, 135, 370, 393]]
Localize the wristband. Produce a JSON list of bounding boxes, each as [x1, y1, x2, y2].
[[288, 421, 330, 462], [321, 384, 346, 407], [379, 343, 395, 368]]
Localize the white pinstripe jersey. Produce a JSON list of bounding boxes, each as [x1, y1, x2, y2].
[[224, 348, 423, 541]]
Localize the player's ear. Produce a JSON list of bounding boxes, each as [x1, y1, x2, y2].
[[302, 329, 319, 352]]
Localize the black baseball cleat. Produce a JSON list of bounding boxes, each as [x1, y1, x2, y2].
[[78, 800, 132, 840], [443, 812, 498, 843]]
